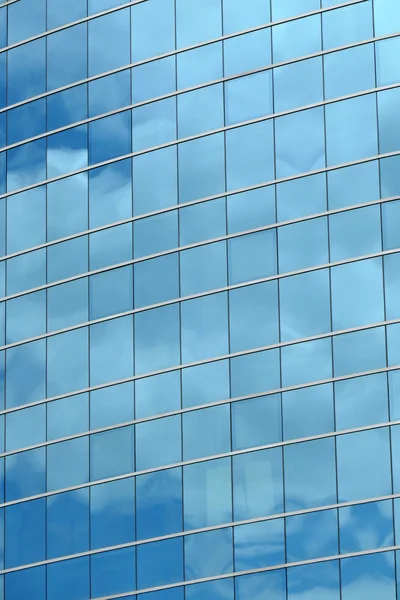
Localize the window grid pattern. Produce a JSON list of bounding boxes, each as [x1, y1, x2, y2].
[[1, 0, 400, 598]]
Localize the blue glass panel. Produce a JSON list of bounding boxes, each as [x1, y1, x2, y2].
[[134, 305, 180, 374], [341, 552, 396, 600], [5, 499, 45, 568], [6, 566, 45, 600], [235, 519, 285, 571], [136, 468, 182, 539], [181, 359, 230, 409], [90, 426, 134, 480], [47, 393, 89, 440], [287, 561, 340, 600], [186, 578, 234, 600], [337, 428, 392, 503], [284, 438, 337, 511], [90, 382, 134, 429], [183, 404, 231, 460], [234, 448, 283, 520], [90, 316, 134, 385], [335, 373, 389, 430], [47, 437, 89, 491], [136, 415, 181, 470], [47, 557, 90, 600], [286, 509, 338, 562], [47, 328, 89, 397], [339, 500, 394, 554], [91, 547, 136, 598], [6, 339, 46, 409], [185, 528, 233, 579], [137, 537, 183, 588], [90, 478, 135, 550], [232, 394, 282, 451], [135, 371, 180, 419], [184, 458, 232, 529], [6, 447, 45, 501], [47, 489, 89, 558]]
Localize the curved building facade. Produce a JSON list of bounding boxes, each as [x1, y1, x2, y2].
[[1, 0, 400, 598]]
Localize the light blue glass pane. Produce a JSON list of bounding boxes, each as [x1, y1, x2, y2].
[[47, 489, 89, 558], [134, 305, 180, 374], [89, 70, 130, 118], [228, 230, 277, 285], [282, 383, 335, 441], [90, 381, 134, 430], [274, 57, 323, 113], [378, 88, 400, 154], [91, 425, 135, 481], [233, 448, 284, 520], [47, 173, 88, 240], [388, 323, 400, 367], [7, 248, 46, 296], [132, 97, 176, 153], [186, 578, 234, 600], [47, 279, 89, 332], [335, 373, 389, 431], [180, 241, 227, 297], [226, 121, 274, 191], [47, 437, 89, 491], [6, 404, 45, 452], [287, 561, 340, 600], [47, 236, 88, 283], [272, 15, 321, 63], [374, 0, 400, 35], [6, 290, 46, 345], [47, 393, 89, 441], [227, 187, 276, 235], [327, 161, 380, 211], [47, 557, 89, 600], [177, 42, 223, 89], [6, 339, 46, 409], [234, 519, 285, 571], [225, 29, 271, 77], [131, 0, 175, 61], [382, 202, 400, 252], [339, 500, 394, 554], [275, 107, 325, 179], [286, 509, 338, 561], [385, 254, 400, 321], [138, 537, 183, 589], [389, 371, 400, 421], [236, 570, 286, 600], [136, 415, 181, 471], [324, 43, 376, 99], [326, 95, 378, 166], [47, 0, 87, 28], [136, 468, 182, 539], [91, 547, 136, 598], [225, 71, 273, 126], [178, 84, 224, 138], [176, 0, 222, 46], [47, 25, 87, 89], [178, 133, 225, 204], [135, 371, 180, 419], [132, 56, 176, 104], [88, 10, 131, 77], [6, 566, 45, 600], [180, 198, 226, 245], [284, 438, 337, 510], [182, 359, 230, 409], [229, 281, 279, 352], [5, 499, 45, 568], [277, 172, 327, 222], [223, 0, 270, 34], [86, 220, 123, 273], [133, 148, 178, 215], [331, 258, 384, 330], [133, 211, 178, 258], [333, 328, 387, 377], [280, 269, 331, 341], [134, 253, 179, 308], [181, 293, 229, 363], [322, 1, 373, 48], [184, 458, 232, 529], [337, 428, 392, 503], [6, 448, 45, 501], [185, 528, 233, 579], [89, 266, 133, 320], [281, 338, 332, 388], [6, 187, 46, 254], [341, 552, 396, 600], [272, 0, 319, 19], [90, 316, 134, 385], [329, 205, 382, 262], [89, 161, 132, 228], [47, 328, 89, 397], [230, 349, 281, 398], [8, 0, 45, 43], [183, 404, 231, 460], [232, 394, 282, 451], [90, 478, 135, 550]]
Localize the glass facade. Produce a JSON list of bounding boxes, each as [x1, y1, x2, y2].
[[0, 0, 400, 598]]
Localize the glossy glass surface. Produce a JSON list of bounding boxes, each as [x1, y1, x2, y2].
[[1, 0, 400, 598]]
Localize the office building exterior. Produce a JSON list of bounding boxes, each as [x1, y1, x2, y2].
[[0, 0, 400, 597]]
